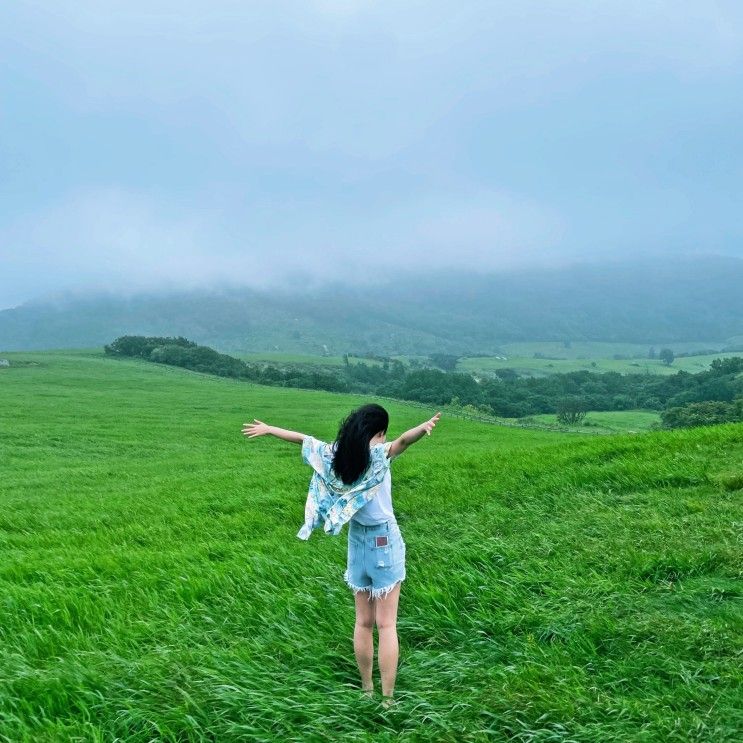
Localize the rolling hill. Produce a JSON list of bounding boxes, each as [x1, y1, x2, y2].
[[2, 256, 743, 355]]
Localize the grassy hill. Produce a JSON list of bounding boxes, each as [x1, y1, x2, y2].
[[240, 346, 743, 379], [516, 410, 662, 434], [1, 351, 741, 741], [459, 347, 743, 379], [4, 256, 743, 355]]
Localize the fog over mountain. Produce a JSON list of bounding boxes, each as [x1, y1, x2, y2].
[[2, 2, 743, 310], [3, 256, 743, 354]]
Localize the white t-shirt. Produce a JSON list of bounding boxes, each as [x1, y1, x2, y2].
[[351, 466, 396, 526]]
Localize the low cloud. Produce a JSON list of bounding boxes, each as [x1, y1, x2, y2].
[[2, 1, 743, 308], [0, 186, 567, 306]]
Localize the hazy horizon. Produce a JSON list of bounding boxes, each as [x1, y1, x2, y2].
[[2, 1, 743, 310], [4, 252, 741, 310]]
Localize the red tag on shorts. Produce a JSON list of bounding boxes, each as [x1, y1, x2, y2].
[[375, 536, 388, 547]]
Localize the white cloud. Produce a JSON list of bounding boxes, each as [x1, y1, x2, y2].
[[2, 1, 743, 308], [0, 184, 567, 304]]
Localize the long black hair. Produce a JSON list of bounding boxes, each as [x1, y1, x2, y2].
[[332, 403, 389, 485]]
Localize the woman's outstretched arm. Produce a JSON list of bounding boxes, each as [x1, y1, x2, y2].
[[387, 411, 441, 458], [242, 419, 306, 444]]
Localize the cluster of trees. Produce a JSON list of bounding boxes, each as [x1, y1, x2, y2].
[[427, 353, 461, 372], [104, 335, 196, 357], [105, 335, 246, 378], [661, 400, 743, 429], [106, 336, 743, 429], [105, 335, 352, 392], [556, 398, 588, 425]]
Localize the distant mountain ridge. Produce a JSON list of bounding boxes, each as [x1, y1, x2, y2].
[[2, 256, 743, 354]]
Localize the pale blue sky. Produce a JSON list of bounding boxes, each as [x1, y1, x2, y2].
[[1, 1, 742, 308]]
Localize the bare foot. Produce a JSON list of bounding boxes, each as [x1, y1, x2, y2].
[[361, 687, 374, 699], [381, 696, 397, 709]]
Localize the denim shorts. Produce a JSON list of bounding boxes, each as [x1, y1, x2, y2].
[[344, 519, 406, 601]]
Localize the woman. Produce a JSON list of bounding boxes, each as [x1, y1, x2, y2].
[[242, 404, 441, 707]]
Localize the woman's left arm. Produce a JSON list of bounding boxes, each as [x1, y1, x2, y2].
[[242, 419, 306, 444]]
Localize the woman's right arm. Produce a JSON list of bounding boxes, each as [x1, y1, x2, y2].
[[387, 412, 441, 458], [242, 419, 306, 444]]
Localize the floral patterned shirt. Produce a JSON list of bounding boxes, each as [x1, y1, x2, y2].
[[297, 436, 395, 540]]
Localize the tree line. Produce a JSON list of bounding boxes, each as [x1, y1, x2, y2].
[[104, 336, 743, 429]]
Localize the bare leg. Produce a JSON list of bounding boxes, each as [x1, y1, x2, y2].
[[375, 581, 402, 703], [353, 590, 376, 694]]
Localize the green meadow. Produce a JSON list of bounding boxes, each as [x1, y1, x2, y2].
[[1, 350, 741, 742], [499, 341, 728, 359], [236, 344, 742, 380], [238, 352, 386, 367], [458, 351, 743, 378], [521, 411, 662, 435]]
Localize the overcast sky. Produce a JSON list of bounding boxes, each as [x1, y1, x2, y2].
[[1, 1, 742, 309]]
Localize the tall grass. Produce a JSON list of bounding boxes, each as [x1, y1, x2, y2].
[[1, 351, 741, 741]]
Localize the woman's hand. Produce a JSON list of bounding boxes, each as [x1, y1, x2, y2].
[[422, 411, 441, 436], [388, 411, 442, 458], [241, 420, 306, 444], [242, 419, 271, 438]]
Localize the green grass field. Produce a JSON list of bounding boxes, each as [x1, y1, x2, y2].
[[500, 341, 728, 360], [188, 343, 739, 380], [458, 351, 743, 378], [1, 351, 742, 742], [521, 411, 662, 434], [237, 352, 388, 367]]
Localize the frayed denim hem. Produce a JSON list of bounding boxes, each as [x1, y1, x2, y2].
[[344, 568, 405, 601]]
